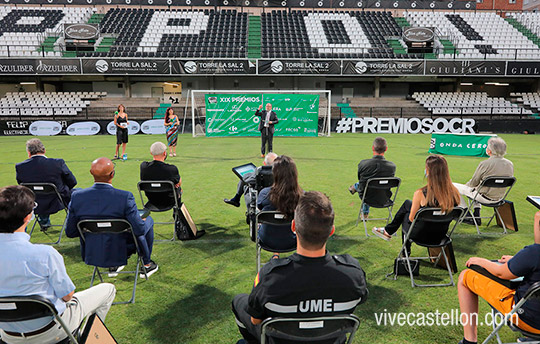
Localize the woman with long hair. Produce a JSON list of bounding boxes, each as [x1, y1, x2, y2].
[[372, 155, 461, 254], [257, 155, 303, 258], [164, 108, 179, 157], [114, 104, 129, 159]]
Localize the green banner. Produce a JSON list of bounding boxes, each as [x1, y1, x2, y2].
[[204, 93, 319, 137], [428, 133, 494, 157]]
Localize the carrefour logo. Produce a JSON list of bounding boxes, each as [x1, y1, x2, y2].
[[271, 61, 283, 73]]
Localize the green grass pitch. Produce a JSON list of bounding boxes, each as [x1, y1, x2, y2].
[[0, 133, 539, 344]]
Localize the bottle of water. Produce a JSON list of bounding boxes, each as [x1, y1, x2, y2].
[[122, 154, 127, 161]]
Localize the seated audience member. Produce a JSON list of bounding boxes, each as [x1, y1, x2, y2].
[[457, 211, 540, 344], [453, 137, 513, 225], [66, 157, 158, 277], [257, 155, 303, 257], [372, 155, 460, 255], [140, 141, 182, 208], [0, 185, 116, 344], [349, 137, 396, 219], [15, 138, 77, 231], [224, 153, 278, 208], [232, 191, 368, 344]]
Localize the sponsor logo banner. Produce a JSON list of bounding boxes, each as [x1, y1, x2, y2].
[[428, 133, 492, 157], [205, 93, 319, 137], [425, 60, 505, 76], [29, 121, 63, 136], [66, 121, 101, 136], [506, 61, 540, 76], [258, 60, 341, 74], [64, 23, 99, 40], [335, 117, 476, 134], [82, 59, 170, 74], [403, 27, 434, 42], [171, 60, 255, 74], [342, 60, 424, 75], [0, 59, 80, 74], [107, 121, 141, 135], [141, 119, 166, 135]]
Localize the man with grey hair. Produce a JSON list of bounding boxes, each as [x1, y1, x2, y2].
[[140, 141, 181, 208], [224, 152, 278, 208], [16, 138, 77, 231], [453, 137, 514, 225], [349, 137, 396, 219]]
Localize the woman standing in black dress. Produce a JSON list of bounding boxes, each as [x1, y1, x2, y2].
[[114, 104, 129, 159]]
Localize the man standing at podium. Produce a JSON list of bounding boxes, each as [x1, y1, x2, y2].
[[255, 103, 278, 158]]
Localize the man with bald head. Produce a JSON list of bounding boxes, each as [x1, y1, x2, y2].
[[66, 157, 158, 278]]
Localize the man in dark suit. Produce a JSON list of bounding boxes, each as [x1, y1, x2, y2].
[[65, 157, 158, 278], [15, 138, 77, 231], [348, 137, 396, 220], [140, 142, 181, 209], [255, 103, 279, 158]]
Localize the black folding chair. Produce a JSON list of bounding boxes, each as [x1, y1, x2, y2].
[[390, 207, 465, 288], [0, 295, 78, 343], [482, 282, 540, 344], [77, 219, 148, 305], [459, 176, 516, 234], [255, 211, 295, 272], [21, 183, 68, 244], [261, 314, 360, 344], [247, 166, 274, 242], [138, 180, 179, 241], [355, 177, 401, 237]]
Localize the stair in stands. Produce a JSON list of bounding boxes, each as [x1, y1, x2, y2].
[[87, 13, 105, 24], [386, 38, 407, 55], [95, 37, 116, 53], [247, 15, 262, 59], [154, 103, 171, 119], [394, 17, 411, 28], [505, 18, 540, 48], [337, 103, 358, 118], [37, 36, 59, 53], [439, 39, 459, 55]]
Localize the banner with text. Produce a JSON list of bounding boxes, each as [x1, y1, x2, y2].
[[428, 133, 493, 157], [258, 60, 341, 74], [82, 59, 170, 74], [204, 93, 319, 137], [342, 60, 424, 75], [171, 60, 255, 74]]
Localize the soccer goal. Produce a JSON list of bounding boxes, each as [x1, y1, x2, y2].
[[190, 90, 331, 138]]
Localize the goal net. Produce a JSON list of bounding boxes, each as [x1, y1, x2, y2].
[[190, 90, 331, 137]]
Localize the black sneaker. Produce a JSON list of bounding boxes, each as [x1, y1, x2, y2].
[[348, 185, 357, 195], [140, 261, 158, 278], [224, 198, 240, 207], [108, 265, 125, 277], [517, 337, 539, 343]]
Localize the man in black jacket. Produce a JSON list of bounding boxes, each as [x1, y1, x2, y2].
[[140, 142, 181, 209], [16, 138, 77, 231], [348, 137, 396, 219], [255, 103, 278, 157]]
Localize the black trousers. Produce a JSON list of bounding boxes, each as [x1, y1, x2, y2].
[[232, 294, 261, 344], [385, 199, 413, 255], [261, 127, 273, 155]]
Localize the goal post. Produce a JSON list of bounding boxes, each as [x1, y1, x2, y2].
[[190, 90, 331, 138]]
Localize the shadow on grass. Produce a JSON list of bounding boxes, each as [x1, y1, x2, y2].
[[353, 285, 406, 333], [142, 283, 234, 343]]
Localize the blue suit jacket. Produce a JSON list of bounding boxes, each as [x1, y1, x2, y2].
[[65, 183, 151, 267], [16, 155, 77, 215]]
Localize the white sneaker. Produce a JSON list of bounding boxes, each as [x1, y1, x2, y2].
[[108, 265, 126, 277]]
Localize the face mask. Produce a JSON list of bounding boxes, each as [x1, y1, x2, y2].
[[29, 211, 35, 223], [424, 169, 428, 177]]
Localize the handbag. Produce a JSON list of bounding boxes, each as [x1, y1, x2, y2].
[[394, 258, 420, 276]]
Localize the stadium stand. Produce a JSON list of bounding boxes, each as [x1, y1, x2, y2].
[[0, 6, 94, 57], [513, 93, 540, 114], [0, 92, 105, 116], [404, 11, 540, 59], [94, 8, 247, 58], [412, 92, 533, 116], [261, 11, 414, 59]]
